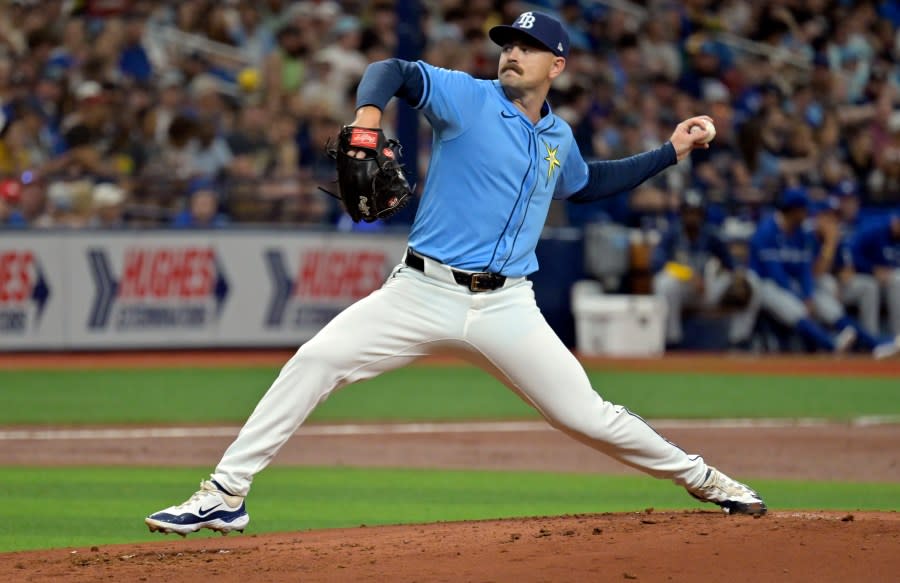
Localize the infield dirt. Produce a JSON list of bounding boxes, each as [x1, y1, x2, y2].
[[1, 351, 898, 582]]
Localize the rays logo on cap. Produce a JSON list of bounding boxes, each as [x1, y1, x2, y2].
[[516, 12, 536, 28], [489, 11, 571, 58]]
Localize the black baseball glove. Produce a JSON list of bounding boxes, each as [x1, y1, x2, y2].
[[322, 126, 412, 223], [720, 272, 753, 309]]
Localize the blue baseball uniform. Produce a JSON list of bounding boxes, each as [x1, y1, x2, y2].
[[852, 217, 900, 335], [852, 217, 900, 272], [147, 11, 768, 534], [651, 223, 735, 275], [652, 221, 758, 345], [359, 60, 675, 276], [750, 214, 885, 351], [749, 215, 817, 300], [810, 220, 882, 335]]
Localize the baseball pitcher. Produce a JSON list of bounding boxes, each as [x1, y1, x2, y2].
[[146, 12, 766, 537]]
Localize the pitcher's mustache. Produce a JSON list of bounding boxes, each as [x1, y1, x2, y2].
[[502, 64, 523, 74]]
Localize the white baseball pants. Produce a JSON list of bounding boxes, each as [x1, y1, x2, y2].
[[883, 269, 900, 335], [213, 255, 710, 496], [653, 270, 760, 344], [758, 278, 845, 326], [818, 273, 881, 334]]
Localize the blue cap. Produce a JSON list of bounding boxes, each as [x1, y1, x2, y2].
[[810, 196, 840, 216], [489, 11, 570, 58], [778, 186, 809, 211], [831, 178, 858, 198]]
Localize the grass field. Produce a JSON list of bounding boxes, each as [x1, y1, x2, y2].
[[2, 363, 898, 553], [2, 466, 898, 552], [4, 365, 900, 425]]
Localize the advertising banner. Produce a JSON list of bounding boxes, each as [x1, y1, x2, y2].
[[0, 235, 66, 349], [0, 231, 408, 350]]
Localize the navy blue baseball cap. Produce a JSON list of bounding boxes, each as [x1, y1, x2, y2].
[[489, 11, 570, 58], [778, 186, 810, 211], [831, 178, 859, 198], [810, 196, 840, 216]]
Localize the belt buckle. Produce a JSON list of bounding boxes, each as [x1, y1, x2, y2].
[[469, 273, 493, 292]]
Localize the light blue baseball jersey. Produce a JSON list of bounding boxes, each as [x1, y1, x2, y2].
[[356, 58, 677, 277], [406, 62, 588, 276]]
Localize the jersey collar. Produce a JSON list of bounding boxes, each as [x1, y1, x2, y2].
[[492, 80, 555, 128]]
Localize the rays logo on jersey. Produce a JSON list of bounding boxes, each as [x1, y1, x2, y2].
[[543, 141, 561, 184]]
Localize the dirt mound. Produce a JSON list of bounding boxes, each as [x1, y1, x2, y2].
[[3, 511, 897, 582]]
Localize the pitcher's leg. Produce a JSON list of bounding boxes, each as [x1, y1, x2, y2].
[[465, 284, 708, 489], [214, 270, 462, 495]]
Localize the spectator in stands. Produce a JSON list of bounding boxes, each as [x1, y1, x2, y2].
[[119, 12, 153, 84], [264, 23, 308, 113], [852, 214, 900, 338], [190, 117, 233, 179], [750, 187, 894, 357], [0, 178, 26, 227], [172, 181, 229, 229], [359, 0, 398, 56], [652, 190, 759, 348], [87, 182, 127, 229], [231, 0, 276, 67], [0, 0, 895, 245]]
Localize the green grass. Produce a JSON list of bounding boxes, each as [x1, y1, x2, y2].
[[2, 366, 899, 425], [1, 466, 897, 552]]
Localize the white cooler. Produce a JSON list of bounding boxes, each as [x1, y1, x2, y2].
[[571, 281, 667, 357]]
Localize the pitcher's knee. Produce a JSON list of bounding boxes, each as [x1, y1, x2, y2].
[[544, 397, 618, 441]]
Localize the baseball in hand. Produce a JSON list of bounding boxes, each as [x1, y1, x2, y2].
[[690, 119, 716, 145]]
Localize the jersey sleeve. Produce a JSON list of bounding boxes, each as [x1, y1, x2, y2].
[[561, 143, 677, 203], [414, 61, 484, 139]]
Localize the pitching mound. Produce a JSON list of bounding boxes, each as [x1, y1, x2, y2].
[[3, 511, 897, 582]]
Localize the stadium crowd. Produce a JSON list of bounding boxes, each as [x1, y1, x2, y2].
[[0, 0, 898, 347]]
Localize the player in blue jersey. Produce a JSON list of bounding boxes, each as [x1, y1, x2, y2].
[[852, 213, 900, 338], [809, 195, 881, 341], [652, 191, 759, 347], [146, 11, 766, 537], [750, 187, 896, 356]]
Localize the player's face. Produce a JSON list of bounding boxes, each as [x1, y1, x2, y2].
[[784, 207, 807, 231], [682, 207, 704, 230], [498, 39, 565, 94]]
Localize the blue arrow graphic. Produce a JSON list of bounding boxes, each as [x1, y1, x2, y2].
[[213, 256, 229, 317], [264, 249, 293, 327], [31, 263, 50, 323], [87, 249, 118, 329]]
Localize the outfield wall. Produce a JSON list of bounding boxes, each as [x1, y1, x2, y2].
[[0, 231, 409, 350]]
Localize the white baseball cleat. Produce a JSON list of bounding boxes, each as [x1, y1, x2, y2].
[[145, 480, 249, 536], [834, 327, 857, 354], [873, 335, 900, 360], [686, 466, 767, 516]]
